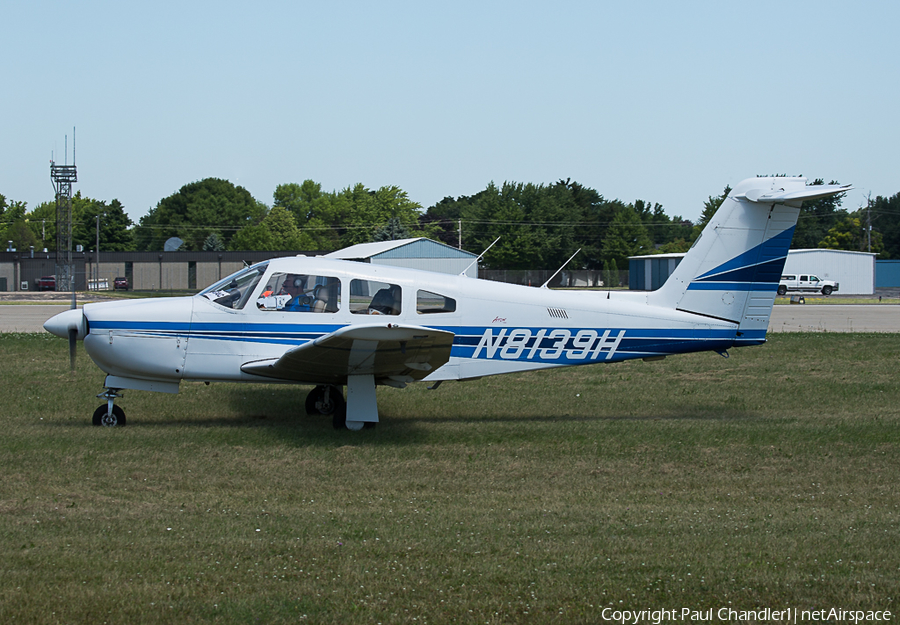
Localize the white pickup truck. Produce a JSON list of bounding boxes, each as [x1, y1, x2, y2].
[[777, 274, 839, 296]]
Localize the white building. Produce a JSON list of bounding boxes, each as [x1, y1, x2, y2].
[[782, 249, 875, 295]]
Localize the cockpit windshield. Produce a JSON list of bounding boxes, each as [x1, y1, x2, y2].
[[197, 262, 268, 309]]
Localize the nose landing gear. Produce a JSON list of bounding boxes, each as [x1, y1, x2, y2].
[[93, 388, 126, 426]]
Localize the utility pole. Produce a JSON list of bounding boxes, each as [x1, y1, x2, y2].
[[866, 192, 872, 253], [96, 214, 101, 288]]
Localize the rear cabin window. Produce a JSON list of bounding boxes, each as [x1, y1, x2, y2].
[[350, 279, 401, 315], [257, 273, 340, 313], [781, 275, 795, 281], [416, 290, 456, 314]]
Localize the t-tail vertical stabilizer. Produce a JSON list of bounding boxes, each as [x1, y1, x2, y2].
[[648, 177, 850, 345]]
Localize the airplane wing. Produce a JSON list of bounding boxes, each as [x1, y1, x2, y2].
[[240, 323, 455, 386]]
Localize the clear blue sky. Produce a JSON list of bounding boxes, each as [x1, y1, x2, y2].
[[3, 0, 897, 225]]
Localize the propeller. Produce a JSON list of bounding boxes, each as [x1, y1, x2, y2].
[[43, 308, 88, 371], [69, 327, 78, 370]]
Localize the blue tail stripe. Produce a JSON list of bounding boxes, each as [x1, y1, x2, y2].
[[694, 227, 794, 283]]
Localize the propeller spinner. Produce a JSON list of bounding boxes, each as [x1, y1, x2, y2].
[[44, 308, 87, 370]]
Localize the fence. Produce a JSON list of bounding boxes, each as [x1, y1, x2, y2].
[[480, 269, 629, 288]]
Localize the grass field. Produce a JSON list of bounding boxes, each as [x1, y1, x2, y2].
[[1, 333, 898, 623]]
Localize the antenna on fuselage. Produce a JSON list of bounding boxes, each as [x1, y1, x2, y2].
[[459, 236, 500, 277], [540, 248, 581, 289]]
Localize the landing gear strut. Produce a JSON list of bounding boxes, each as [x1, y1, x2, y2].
[[93, 388, 126, 426]]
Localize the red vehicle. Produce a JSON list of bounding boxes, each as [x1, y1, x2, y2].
[[114, 277, 129, 291], [36, 276, 56, 291]]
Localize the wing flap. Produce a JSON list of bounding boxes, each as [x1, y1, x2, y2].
[[241, 323, 455, 385]]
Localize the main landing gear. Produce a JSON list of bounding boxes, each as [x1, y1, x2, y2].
[[305, 384, 376, 431], [305, 384, 348, 430], [93, 388, 126, 426]]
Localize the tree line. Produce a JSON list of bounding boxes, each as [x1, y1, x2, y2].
[[3, 176, 898, 269]]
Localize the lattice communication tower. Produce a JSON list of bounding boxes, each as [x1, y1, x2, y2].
[[50, 142, 77, 292]]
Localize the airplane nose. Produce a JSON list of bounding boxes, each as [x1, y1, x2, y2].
[[44, 308, 87, 340]]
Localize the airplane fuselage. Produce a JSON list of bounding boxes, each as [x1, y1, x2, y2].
[[79, 257, 741, 389]]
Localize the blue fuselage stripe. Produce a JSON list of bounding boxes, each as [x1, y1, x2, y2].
[[88, 321, 761, 364]]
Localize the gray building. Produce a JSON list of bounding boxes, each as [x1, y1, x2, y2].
[[0, 250, 310, 293], [0, 238, 479, 292]]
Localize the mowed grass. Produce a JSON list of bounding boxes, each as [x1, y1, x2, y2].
[[1, 333, 898, 624]]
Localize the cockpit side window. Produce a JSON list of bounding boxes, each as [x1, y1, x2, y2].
[[350, 279, 401, 315], [257, 273, 341, 313], [416, 290, 456, 314], [199, 263, 267, 310]]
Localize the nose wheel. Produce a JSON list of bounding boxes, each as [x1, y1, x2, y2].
[[93, 389, 126, 426]]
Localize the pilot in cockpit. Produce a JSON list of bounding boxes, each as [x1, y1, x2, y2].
[[282, 274, 313, 312]]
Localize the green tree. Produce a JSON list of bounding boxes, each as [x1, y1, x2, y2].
[[602, 259, 613, 289], [0, 194, 27, 223], [340, 184, 425, 247], [633, 199, 692, 249], [419, 195, 469, 248], [135, 178, 265, 251], [792, 179, 847, 249], [23, 201, 56, 251], [871, 193, 900, 259], [0, 194, 29, 247], [692, 185, 731, 241], [273, 180, 347, 250], [600, 205, 653, 267], [461, 182, 543, 270], [572, 191, 622, 269], [819, 212, 883, 255], [203, 232, 225, 251], [373, 217, 412, 242], [230, 205, 303, 251], [4, 219, 39, 251], [655, 238, 692, 254], [72, 194, 135, 251]]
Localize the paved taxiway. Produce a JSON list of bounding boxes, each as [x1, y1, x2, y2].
[[769, 304, 899, 333], [1, 302, 898, 334]]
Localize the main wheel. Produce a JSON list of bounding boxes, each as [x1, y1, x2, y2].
[[822, 285, 833, 295], [305, 386, 324, 415], [305, 385, 344, 416], [92, 404, 126, 427]]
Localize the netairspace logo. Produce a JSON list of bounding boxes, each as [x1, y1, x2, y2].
[[599, 607, 893, 624]]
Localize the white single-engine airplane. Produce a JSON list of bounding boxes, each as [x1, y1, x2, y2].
[[45, 177, 849, 430]]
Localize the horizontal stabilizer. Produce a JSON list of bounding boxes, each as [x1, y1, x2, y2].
[[739, 184, 852, 205]]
